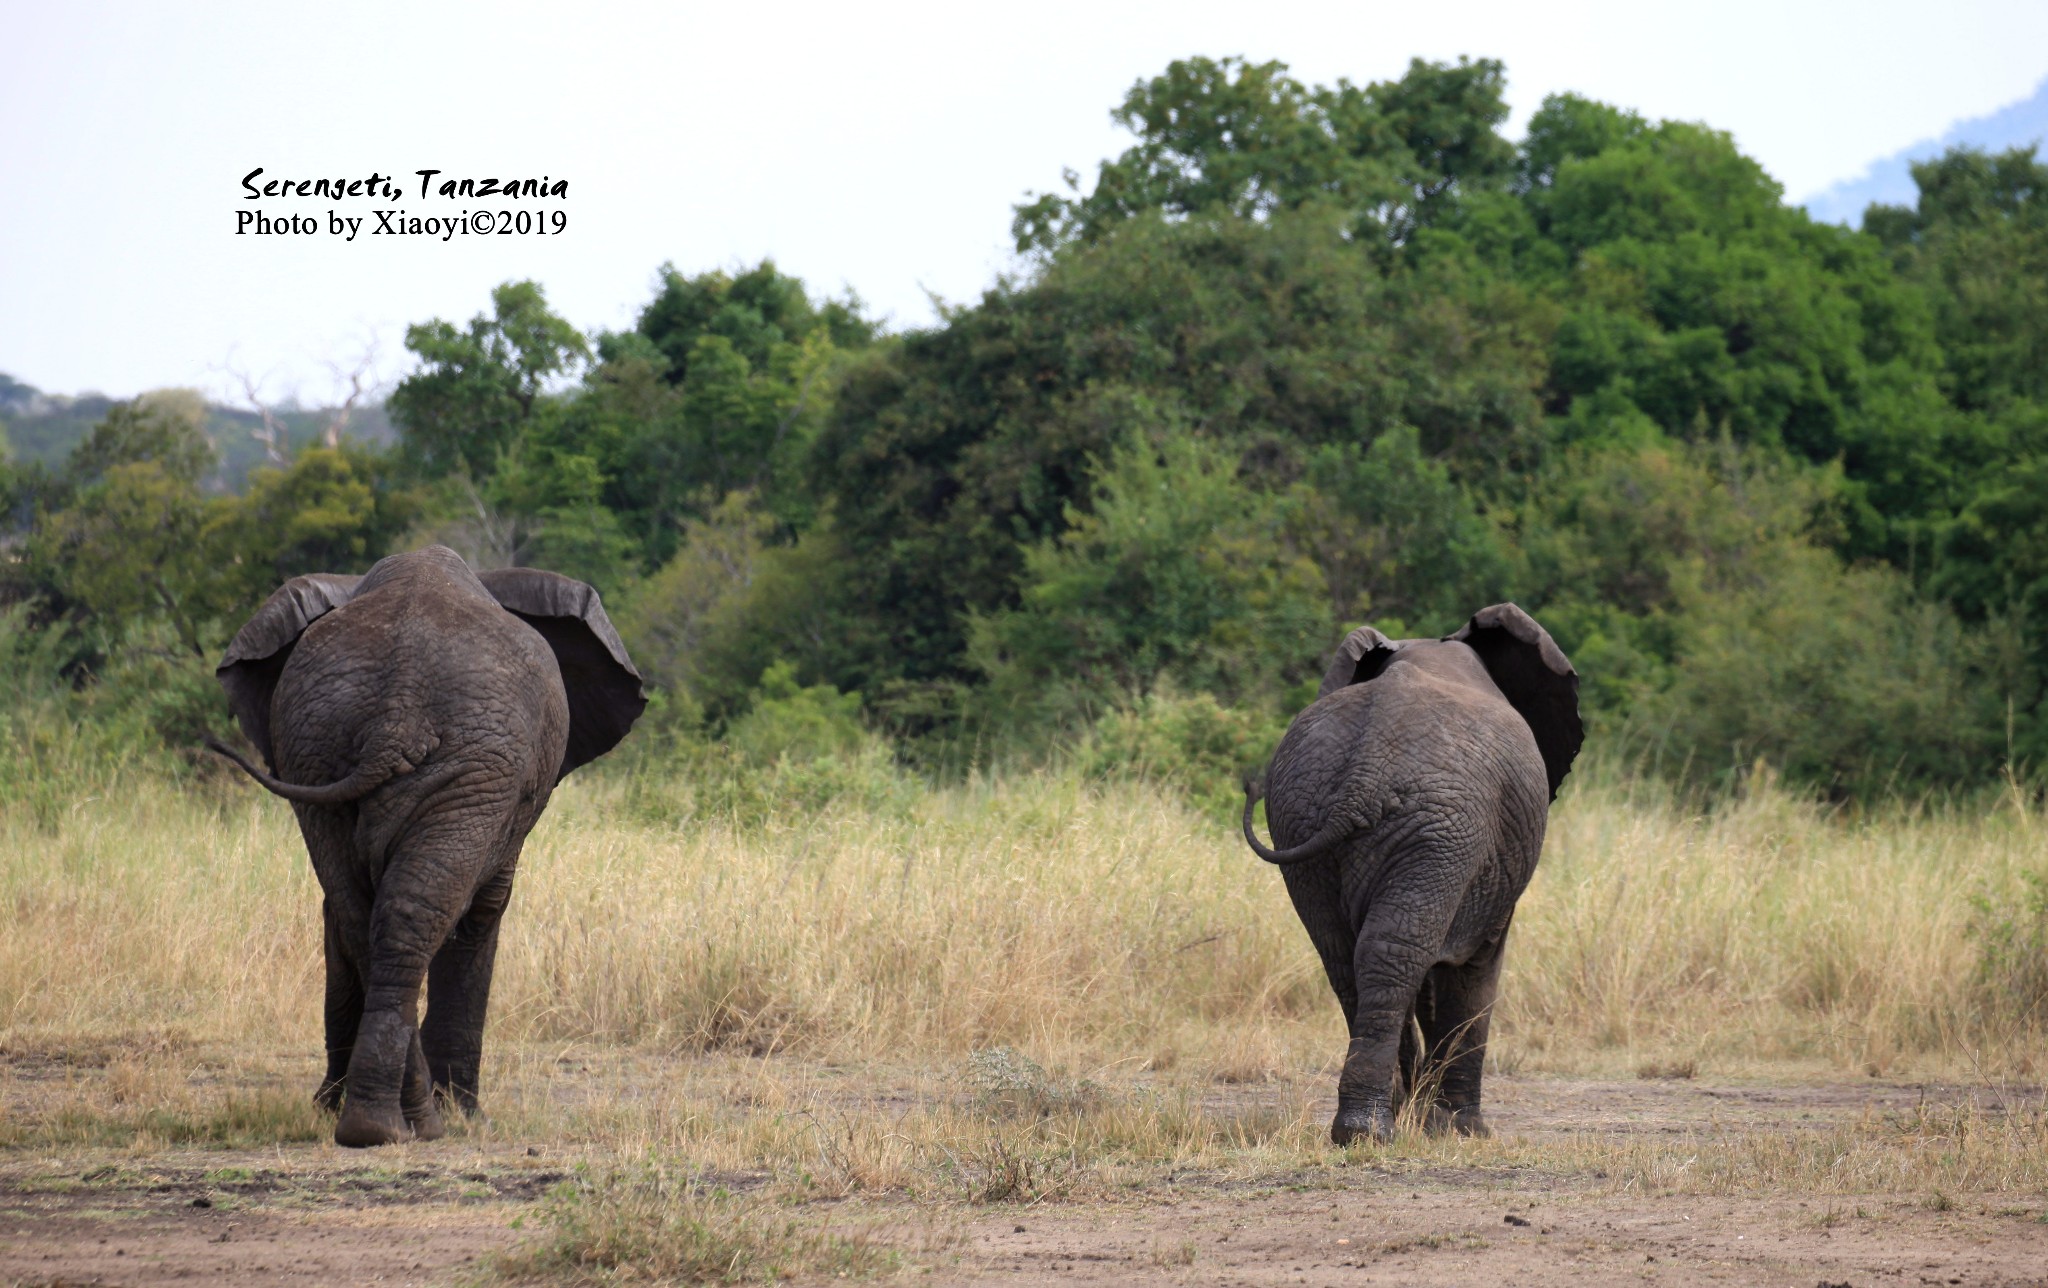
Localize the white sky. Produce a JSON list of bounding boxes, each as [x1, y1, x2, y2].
[[5, 0, 2047, 403]]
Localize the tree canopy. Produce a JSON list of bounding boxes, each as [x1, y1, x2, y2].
[[6, 56, 2047, 798]]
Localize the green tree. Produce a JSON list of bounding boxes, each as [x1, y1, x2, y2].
[[814, 204, 1548, 692], [523, 263, 871, 566], [967, 432, 1331, 725], [1639, 549, 1994, 796], [1512, 436, 1844, 715], [388, 281, 590, 477], [63, 390, 215, 491], [1867, 146, 2048, 411], [1015, 55, 1513, 253], [1289, 425, 1510, 635], [633, 260, 874, 382], [38, 461, 221, 658], [205, 445, 420, 611]]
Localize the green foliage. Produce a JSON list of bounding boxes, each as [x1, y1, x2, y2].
[[1868, 146, 2048, 411], [633, 259, 875, 382], [814, 203, 1549, 695], [1633, 547, 1995, 796], [724, 661, 871, 765], [498, 261, 866, 566], [967, 432, 1331, 727], [38, 460, 221, 657], [13, 60, 2048, 805], [1014, 55, 1512, 252], [204, 445, 421, 609], [619, 665, 911, 830], [614, 493, 776, 701], [387, 280, 589, 477], [1514, 436, 1840, 713], [61, 390, 217, 491], [1289, 425, 1510, 633], [1077, 688, 1287, 820]]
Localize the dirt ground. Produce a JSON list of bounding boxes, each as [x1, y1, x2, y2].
[[4, 1065, 2047, 1287]]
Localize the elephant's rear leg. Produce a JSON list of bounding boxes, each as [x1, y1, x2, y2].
[[1392, 977, 1432, 1121], [1280, 860, 1363, 1027], [422, 863, 517, 1116], [1418, 929, 1511, 1138], [334, 829, 483, 1147], [1332, 877, 1462, 1146]]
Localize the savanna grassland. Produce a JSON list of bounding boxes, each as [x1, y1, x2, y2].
[[5, 760, 2048, 1284], [9, 49, 2048, 1286]]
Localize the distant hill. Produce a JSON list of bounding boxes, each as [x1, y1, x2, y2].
[[0, 372, 397, 493], [1803, 76, 2048, 226]]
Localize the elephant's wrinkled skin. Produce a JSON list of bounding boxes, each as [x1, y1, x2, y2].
[[209, 546, 644, 1147], [1243, 604, 1582, 1145]]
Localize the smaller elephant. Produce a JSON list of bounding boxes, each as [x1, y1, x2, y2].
[[209, 546, 645, 1146], [1242, 604, 1582, 1144]]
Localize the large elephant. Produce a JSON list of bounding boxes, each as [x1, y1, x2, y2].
[[1241, 604, 1581, 1145], [208, 545, 645, 1147]]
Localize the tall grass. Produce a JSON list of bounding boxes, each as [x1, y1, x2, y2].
[[1, 756, 2043, 1080]]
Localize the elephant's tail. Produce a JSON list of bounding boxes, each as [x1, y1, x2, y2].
[[204, 737, 395, 807], [1240, 779, 1355, 866]]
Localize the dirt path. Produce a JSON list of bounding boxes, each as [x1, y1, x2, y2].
[[4, 1072, 2046, 1286], [0, 1204, 505, 1287], [952, 1191, 2048, 1286], [0, 1144, 556, 1286]]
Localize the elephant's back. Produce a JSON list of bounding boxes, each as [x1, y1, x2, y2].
[[1264, 663, 1546, 854], [271, 567, 569, 796]]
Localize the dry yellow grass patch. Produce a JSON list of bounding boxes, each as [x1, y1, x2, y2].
[[9, 760, 2046, 1283], [4, 762, 2042, 1082]]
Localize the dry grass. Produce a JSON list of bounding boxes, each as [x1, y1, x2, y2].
[[4, 761, 2043, 1079], [6, 761, 2048, 1274], [1514, 766, 2048, 1077], [491, 1164, 907, 1285]]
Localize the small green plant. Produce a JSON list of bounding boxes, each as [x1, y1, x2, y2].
[[492, 1162, 896, 1284], [966, 1046, 1104, 1119]]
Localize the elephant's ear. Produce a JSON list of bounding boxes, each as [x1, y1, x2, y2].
[[1447, 603, 1583, 800], [478, 568, 647, 778], [216, 573, 363, 768], [1318, 625, 1401, 699]]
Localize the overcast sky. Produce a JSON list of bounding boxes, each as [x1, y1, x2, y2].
[[6, 0, 2047, 404]]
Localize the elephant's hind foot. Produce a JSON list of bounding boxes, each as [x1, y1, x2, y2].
[[1330, 1104, 1395, 1146], [332, 1104, 443, 1147], [407, 1107, 446, 1142], [335, 1101, 442, 1147], [1446, 1106, 1490, 1137], [335, 1101, 409, 1147]]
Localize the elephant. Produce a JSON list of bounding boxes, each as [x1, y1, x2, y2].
[[1241, 603, 1582, 1145], [207, 545, 645, 1147]]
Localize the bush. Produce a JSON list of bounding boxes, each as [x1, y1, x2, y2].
[[618, 662, 915, 828], [1632, 547, 1999, 796], [495, 1162, 894, 1284], [1077, 687, 1287, 819], [0, 606, 175, 826], [724, 661, 870, 764], [968, 431, 1331, 727]]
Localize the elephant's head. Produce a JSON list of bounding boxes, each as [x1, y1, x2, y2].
[[216, 548, 646, 781], [1317, 604, 1584, 800]]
